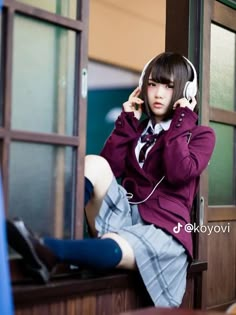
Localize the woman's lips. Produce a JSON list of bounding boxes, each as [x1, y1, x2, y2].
[[153, 102, 163, 108]]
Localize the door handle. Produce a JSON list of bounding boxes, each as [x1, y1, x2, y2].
[[199, 196, 204, 226]]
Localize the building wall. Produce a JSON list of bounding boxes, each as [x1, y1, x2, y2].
[[88, 0, 166, 71]]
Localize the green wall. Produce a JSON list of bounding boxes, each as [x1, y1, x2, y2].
[[86, 87, 134, 154]]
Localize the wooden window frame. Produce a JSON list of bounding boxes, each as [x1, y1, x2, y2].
[[1, 0, 89, 280], [208, 0, 236, 221]]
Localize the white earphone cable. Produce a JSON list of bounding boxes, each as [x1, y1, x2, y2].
[[127, 176, 165, 205], [127, 132, 192, 205]]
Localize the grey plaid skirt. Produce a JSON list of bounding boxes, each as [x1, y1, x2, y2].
[[95, 177, 188, 308]]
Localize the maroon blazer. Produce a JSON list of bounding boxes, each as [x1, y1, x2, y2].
[[100, 107, 215, 258]]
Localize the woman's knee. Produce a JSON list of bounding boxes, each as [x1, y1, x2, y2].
[[85, 154, 109, 166], [85, 155, 111, 176], [84, 155, 113, 196]]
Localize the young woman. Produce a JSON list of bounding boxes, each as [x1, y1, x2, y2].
[[7, 52, 215, 308]]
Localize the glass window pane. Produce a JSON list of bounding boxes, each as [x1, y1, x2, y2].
[[9, 142, 74, 239], [12, 15, 76, 135], [17, 0, 78, 20], [210, 24, 236, 110], [208, 122, 235, 205]]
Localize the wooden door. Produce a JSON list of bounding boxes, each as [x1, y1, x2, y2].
[[200, 0, 236, 311]]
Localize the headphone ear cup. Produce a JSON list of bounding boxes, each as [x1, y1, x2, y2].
[[183, 81, 190, 99], [182, 56, 198, 100], [183, 81, 197, 100]]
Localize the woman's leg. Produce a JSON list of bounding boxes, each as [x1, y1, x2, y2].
[[83, 155, 136, 270], [44, 232, 136, 270], [101, 232, 136, 270], [43, 232, 136, 271], [84, 155, 114, 236]]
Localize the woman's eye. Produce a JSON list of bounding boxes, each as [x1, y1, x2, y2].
[[148, 82, 156, 87], [166, 84, 174, 89]]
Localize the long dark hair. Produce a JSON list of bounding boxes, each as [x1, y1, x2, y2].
[[139, 52, 198, 121]]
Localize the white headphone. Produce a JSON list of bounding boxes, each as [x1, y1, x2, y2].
[[182, 56, 198, 100], [139, 55, 198, 100]]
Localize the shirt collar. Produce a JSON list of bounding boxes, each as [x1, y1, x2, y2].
[[143, 119, 172, 135]]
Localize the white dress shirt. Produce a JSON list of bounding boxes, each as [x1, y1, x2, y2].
[[135, 119, 172, 167]]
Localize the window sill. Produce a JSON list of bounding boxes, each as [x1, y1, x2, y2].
[[12, 259, 207, 308]]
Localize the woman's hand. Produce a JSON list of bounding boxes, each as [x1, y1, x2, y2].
[[173, 97, 197, 112], [123, 87, 144, 120]]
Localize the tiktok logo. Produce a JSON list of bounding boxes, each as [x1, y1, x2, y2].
[[173, 222, 231, 235], [173, 223, 183, 234]]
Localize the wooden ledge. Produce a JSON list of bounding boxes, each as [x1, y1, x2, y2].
[[13, 260, 207, 307], [120, 306, 226, 315], [13, 269, 149, 306]]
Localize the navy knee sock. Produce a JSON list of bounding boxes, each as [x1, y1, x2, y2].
[[43, 237, 122, 269], [84, 177, 93, 206]]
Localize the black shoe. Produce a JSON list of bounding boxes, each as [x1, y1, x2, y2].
[[7, 218, 58, 284]]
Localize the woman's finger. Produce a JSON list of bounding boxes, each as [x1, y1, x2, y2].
[[129, 87, 141, 100], [173, 97, 197, 111], [191, 97, 197, 107], [173, 98, 187, 109], [129, 97, 144, 104]]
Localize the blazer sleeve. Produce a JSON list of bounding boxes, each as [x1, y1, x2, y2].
[[100, 111, 140, 177], [163, 107, 216, 184]]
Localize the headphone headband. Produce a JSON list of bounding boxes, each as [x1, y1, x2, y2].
[[138, 57, 154, 88]]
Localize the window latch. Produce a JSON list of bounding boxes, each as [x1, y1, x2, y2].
[[81, 68, 88, 99]]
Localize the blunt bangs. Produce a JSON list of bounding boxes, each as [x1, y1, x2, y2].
[[151, 53, 190, 88], [150, 58, 173, 85]]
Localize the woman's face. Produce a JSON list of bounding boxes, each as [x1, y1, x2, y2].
[[147, 76, 174, 123]]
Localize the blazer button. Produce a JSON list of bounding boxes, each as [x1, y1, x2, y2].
[[176, 123, 181, 128], [178, 118, 183, 122], [180, 113, 185, 117]]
